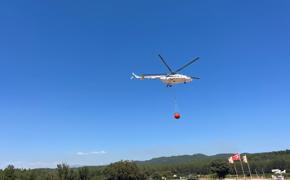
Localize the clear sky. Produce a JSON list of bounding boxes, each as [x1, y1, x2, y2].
[[0, 0, 290, 168]]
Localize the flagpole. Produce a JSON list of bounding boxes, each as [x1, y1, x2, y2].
[[229, 156, 238, 180], [239, 158, 246, 179], [243, 155, 252, 179], [255, 169, 259, 179], [233, 163, 239, 179], [246, 161, 252, 179], [262, 168, 265, 179]]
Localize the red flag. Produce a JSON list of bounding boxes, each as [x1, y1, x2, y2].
[[232, 153, 241, 161]]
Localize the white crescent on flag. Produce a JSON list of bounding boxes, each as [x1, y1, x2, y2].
[[232, 153, 241, 161]]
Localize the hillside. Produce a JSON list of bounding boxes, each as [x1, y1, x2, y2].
[[137, 153, 230, 165], [135, 150, 290, 175]]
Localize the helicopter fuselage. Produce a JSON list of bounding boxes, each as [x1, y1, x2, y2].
[[131, 73, 193, 86], [160, 74, 192, 85]]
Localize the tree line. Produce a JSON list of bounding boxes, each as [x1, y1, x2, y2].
[[0, 150, 289, 180]]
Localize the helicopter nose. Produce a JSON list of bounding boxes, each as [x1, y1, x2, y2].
[[186, 78, 192, 82]]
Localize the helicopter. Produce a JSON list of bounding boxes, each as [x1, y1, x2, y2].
[[131, 54, 200, 87]]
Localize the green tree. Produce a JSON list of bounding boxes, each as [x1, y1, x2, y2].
[[3, 165, 16, 180], [151, 172, 162, 180], [44, 171, 58, 180], [210, 160, 230, 179], [104, 161, 145, 180], [56, 163, 76, 180], [78, 167, 89, 180]]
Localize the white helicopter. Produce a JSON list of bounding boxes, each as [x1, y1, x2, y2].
[[131, 54, 200, 87]]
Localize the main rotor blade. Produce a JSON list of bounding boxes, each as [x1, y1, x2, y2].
[[190, 76, 200, 79], [174, 57, 199, 73], [158, 54, 174, 74], [141, 73, 168, 76]]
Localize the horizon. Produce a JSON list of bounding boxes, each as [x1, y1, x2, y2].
[[1, 148, 289, 169], [1, 0, 290, 169]]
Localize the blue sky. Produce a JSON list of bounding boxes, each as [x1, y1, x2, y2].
[[0, 0, 290, 168]]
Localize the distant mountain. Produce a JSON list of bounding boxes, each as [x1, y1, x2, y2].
[[33, 150, 290, 176], [136, 153, 231, 165], [135, 150, 290, 174]]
